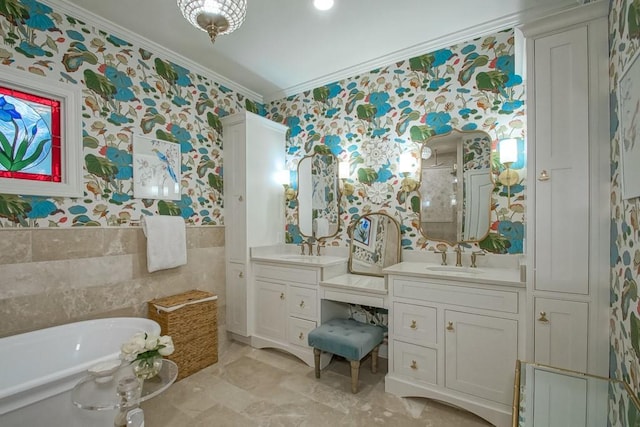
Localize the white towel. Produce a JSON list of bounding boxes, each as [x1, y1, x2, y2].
[[141, 215, 187, 273], [313, 218, 330, 237]]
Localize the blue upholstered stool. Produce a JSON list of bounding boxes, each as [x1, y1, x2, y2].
[[307, 318, 385, 393]]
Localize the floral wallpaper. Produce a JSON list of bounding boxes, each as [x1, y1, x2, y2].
[[0, 0, 264, 227], [269, 29, 526, 253], [610, 0, 640, 424]]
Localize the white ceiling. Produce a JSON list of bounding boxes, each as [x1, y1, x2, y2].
[[55, 0, 581, 102]]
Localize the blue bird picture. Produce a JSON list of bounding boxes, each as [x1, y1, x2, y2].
[[152, 148, 178, 183]]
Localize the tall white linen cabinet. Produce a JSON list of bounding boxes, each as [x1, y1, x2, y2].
[[222, 111, 287, 338], [521, 1, 609, 376]]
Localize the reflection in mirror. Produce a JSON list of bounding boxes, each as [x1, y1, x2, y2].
[[419, 130, 494, 244], [297, 152, 340, 239], [348, 212, 401, 277]]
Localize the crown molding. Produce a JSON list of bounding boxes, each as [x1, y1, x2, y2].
[[43, 0, 264, 103], [262, 1, 588, 103], [519, 1, 608, 37]]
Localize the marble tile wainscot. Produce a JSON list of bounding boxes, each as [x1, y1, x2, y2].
[[0, 226, 227, 356]]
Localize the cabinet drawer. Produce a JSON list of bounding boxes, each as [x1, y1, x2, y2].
[[323, 289, 385, 308], [288, 317, 316, 349], [254, 263, 318, 285], [288, 286, 317, 319], [393, 279, 518, 314], [393, 302, 437, 346], [393, 340, 437, 385]]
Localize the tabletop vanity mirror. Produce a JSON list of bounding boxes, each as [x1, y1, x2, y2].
[[296, 152, 341, 240], [347, 212, 401, 277], [419, 129, 495, 244]]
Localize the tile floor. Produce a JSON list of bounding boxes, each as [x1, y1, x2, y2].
[[141, 341, 493, 426]]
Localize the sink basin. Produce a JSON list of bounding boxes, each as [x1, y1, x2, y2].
[[426, 266, 482, 274]]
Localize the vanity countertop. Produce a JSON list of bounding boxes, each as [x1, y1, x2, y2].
[[251, 254, 348, 267], [383, 262, 524, 287], [320, 274, 387, 295], [250, 244, 348, 267]]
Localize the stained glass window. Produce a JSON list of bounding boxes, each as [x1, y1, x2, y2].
[[0, 86, 61, 182]]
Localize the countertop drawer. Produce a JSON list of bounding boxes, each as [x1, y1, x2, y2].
[[288, 317, 316, 349], [392, 278, 519, 314], [393, 302, 437, 346], [254, 262, 319, 285], [393, 340, 438, 385], [288, 285, 317, 319]]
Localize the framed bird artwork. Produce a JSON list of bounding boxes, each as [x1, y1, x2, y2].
[[133, 134, 181, 200]]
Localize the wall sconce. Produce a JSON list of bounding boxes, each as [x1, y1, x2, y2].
[[399, 152, 414, 177], [276, 169, 296, 201], [338, 160, 350, 180], [499, 138, 519, 207]]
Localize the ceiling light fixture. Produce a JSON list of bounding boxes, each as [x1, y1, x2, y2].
[[177, 0, 247, 44], [313, 0, 334, 11]]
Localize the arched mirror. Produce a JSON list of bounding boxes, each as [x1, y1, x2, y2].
[[296, 152, 340, 239], [419, 130, 494, 244], [348, 212, 401, 277]]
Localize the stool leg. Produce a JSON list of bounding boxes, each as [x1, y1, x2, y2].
[[314, 348, 321, 379], [371, 345, 380, 374], [350, 360, 360, 393]]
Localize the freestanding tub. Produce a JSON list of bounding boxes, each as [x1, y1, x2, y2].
[[0, 317, 160, 427]]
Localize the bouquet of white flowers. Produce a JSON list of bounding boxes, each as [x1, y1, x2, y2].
[[120, 332, 175, 363]]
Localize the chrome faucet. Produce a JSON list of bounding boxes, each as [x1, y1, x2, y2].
[[470, 249, 485, 268], [454, 245, 463, 267]]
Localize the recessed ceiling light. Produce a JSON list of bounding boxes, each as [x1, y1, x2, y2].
[[313, 0, 334, 11]]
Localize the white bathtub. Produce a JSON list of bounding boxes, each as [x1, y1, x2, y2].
[[0, 317, 160, 427]]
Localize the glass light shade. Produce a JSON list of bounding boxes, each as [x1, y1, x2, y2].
[[338, 161, 349, 179], [499, 138, 518, 164], [399, 152, 414, 173], [275, 169, 290, 186], [421, 145, 432, 160], [313, 0, 334, 11], [177, 0, 247, 42]]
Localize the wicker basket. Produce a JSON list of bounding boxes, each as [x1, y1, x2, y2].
[[148, 290, 218, 380]]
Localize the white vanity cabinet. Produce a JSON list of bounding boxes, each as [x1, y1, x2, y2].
[[385, 267, 525, 427], [521, 1, 609, 376], [251, 260, 346, 366], [222, 112, 287, 338]]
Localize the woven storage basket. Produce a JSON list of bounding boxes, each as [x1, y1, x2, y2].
[[148, 290, 218, 380]]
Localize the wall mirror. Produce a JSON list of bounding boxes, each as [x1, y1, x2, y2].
[[419, 130, 494, 244], [296, 152, 340, 239], [348, 212, 401, 277]]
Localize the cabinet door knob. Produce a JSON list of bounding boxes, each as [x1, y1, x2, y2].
[[410, 320, 417, 329], [446, 321, 454, 331], [538, 311, 549, 323], [299, 300, 305, 308], [238, 272, 244, 278], [538, 170, 550, 181], [299, 332, 304, 341], [238, 195, 244, 202], [410, 360, 418, 370], [280, 293, 285, 300]]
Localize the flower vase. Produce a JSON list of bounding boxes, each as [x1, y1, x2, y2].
[[132, 355, 163, 380]]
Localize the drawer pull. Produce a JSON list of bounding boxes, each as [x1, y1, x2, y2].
[[446, 321, 454, 332], [538, 311, 549, 323], [538, 170, 550, 181], [299, 332, 304, 340], [280, 293, 285, 300], [410, 320, 417, 329], [299, 300, 305, 308], [238, 272, 244, 278], [410, 360, 418, 370]]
